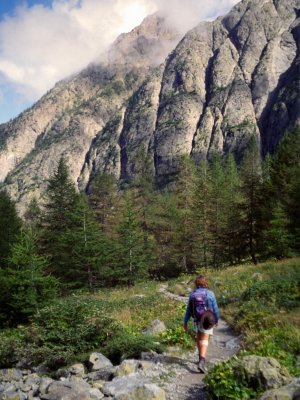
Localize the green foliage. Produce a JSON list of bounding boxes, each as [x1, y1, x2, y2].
[[160, 326, 193, 348], [0, 190, 22, 267], [0, 229, 59, 327], [0, 295, 118, 370], [102, 332, 164, 365], [204, 357, 256, 400]]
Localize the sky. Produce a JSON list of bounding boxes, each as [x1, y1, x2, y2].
[[0, 0, 239, 124]]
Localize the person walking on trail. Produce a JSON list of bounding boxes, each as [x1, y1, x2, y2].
[[183, 275, 219, 373]]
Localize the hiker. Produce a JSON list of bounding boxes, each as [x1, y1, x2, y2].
[[183, 275, 219, 373]]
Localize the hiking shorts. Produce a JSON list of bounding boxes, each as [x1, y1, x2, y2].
[[193, 321, 214, 335]]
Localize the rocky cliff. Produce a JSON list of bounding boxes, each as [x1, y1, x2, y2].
[[0, 0, 299, 211]]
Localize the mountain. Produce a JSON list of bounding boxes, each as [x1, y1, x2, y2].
[[0, 0, 299, 212]]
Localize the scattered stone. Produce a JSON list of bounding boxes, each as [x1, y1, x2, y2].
[[258, 381, 300, 399], [115, 360, 140, 377], [0, 369, 23, 382], [252, 272, 264, 282], [86, 367, 115, 382], [88, 353, 113, 371], [69, 363, 85, 377], [234, 355, 291, 390], [143, 320, 167, 335], [103, 375, 165, 399]]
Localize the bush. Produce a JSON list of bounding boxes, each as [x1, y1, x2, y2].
[[0, 295, 118, 370], [102, 331, 165, 365], [204, 357, 257, 400]]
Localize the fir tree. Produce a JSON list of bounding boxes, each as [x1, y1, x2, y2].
[[116, 190, 146, 285], [173, 155, 197, 272], [0, 191, 22, 267], [41, 157, 80, 279], [266, 201, 292, 259], [0, 229, 58, 326], [239, 136, 263, 264], [191, 160, 211, 268]]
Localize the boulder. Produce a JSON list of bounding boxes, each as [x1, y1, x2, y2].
[[88, 353, 113, 371], [143, 320, 166, 335], [40, 380, 93, 400], [115, 360, 140, 377], [86, 367, 115, 382], [258, 381, 300, 399], [0, 369, 23, 382], [234, 356, 291, 390], [69, 363, 85, 377], [103, 375, 165, 399]]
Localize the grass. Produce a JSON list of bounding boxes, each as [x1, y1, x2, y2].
[[0, 258, 299, 378], [167, 258, 300, 375]]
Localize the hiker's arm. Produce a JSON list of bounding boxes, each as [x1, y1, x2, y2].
[[211, 293, 220, 323], [183, 296, 192, 330]]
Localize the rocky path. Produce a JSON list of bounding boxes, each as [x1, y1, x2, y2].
[[158, 285, 242, 400]]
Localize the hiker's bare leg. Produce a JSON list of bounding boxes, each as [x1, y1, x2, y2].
[[197, 332, 209, 358]]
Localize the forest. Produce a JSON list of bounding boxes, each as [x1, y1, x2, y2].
[[0, 126, 299, 328]]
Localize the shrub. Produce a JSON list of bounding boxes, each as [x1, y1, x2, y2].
[[102, 331, 165, 365], [0, 295, 118, 370], [204, 357, 257, 400]]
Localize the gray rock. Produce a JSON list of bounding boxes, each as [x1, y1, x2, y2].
[[103, 375, 165, 399], [69, 363, 85, 377], [258, 381, 300, 400], [86, 367, 115, 382], [225, 335, 242, 350], [0, 370, 23, 382], [88, 353, 113, 371], [1, 1, 298, 210], [115, 360, 140, 377], [234, 355, 291, 390], [143, 320, 167, 335], [41, 380, 93, 400]]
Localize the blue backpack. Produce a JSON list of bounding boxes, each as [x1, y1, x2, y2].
[[191, 289, 207, 321]]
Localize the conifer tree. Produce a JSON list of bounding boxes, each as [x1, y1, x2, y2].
[[222, 153, 243, 264], [191, 160, 211, 268], [88, 172, 121, 237], [60, 194, 115, 289], [239, 136, 263, 263], [207, 155, 227, 268], [173, 155, 197, 272], [0, 229, 58, 326], [116, 190, 146, 285], [41, 157, 80, 278], [0, 191, 22, 267], [266, 201, 292, 259]]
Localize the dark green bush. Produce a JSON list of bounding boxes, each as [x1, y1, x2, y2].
[[102, 331, 165, 365], [204, 357, 257, 400], [0, 295, 118, 370]]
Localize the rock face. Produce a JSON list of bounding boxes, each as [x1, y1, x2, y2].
[[0, 0, 299, 211]]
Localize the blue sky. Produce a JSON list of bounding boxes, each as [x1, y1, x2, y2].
[[0, 0, 238, 125]]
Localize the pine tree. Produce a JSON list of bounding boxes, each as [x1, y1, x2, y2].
[[88, 173, 121, 236], [222, 153, 243, 264], [0, 229, 58, 326], [207, 156, 227, 268], [266, 201, 292, 259], [24, 197, 42, 234], [270, 126, 300, 251], [191, 160, 212, 268], [116, 190, 146, 285], [41, 157, 80, 278], [0, 191, 22, 267], [173, 155, 197, 272], [239, 136, 263, 264], [60, 194, 115, 290]]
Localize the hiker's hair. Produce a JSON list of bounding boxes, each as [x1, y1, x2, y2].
[[195, 275, 209, 289]]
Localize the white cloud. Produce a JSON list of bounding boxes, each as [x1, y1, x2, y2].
[[0, 0, 239, 110]]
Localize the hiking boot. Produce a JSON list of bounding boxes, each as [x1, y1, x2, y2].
[[198, 358, 207, 373]]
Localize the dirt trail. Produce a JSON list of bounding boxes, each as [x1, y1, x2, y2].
[[158, 285, 241, 400]]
